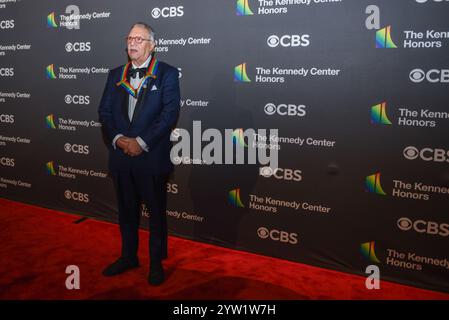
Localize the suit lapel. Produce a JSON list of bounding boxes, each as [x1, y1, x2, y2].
[[131, 77, 155, 124], [119, 87, 130, 124], [130, 57, 158, 124]]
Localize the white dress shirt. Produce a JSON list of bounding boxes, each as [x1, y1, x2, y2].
[[112, 55, 152, 152]]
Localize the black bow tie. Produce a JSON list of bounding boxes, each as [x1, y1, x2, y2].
[[129, 67, 147, 79]]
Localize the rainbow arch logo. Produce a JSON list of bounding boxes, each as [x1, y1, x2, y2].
[[46, 161, 57, 175], [376, 26, 397, 49], [360, 241, 381, 263], [365, 172, 386, 196], [234, 63, 251, 82], [46, 114, 56, 129], [228, 188, 245, 208], [236, 0, 254, 16], [371, 102, 392, 125], [47, 12, 58, 28], [46, 64, 57, 79], [232, 129, 248, 147]]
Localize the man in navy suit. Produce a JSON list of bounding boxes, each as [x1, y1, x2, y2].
[[98, 22, 180, 285]]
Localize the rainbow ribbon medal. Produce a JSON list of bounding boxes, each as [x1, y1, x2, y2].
[[116, 56, 159, 98]]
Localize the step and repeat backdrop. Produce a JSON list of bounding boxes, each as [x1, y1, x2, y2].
[[1, 0, 448, 293]]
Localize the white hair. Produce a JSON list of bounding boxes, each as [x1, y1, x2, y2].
[[129, 22, 155, 42]]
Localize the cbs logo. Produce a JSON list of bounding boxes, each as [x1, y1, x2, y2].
[[398, 217, 449, 237], [0, 157, 15, 167], [167, 182, 178, 194], [65, 42, 91, 52], [257, 227, 298, 244], [267, 34, 310, 48], [0, 20, 14, 29], [64, 143, 90, 155], [259, 167, 302, 182], [0, 68, 14, 77], [0, 114, 14, 123], [410, 68, 449, 83], [404, 146, 449, 163], [264, 103, 306, 117], [65, 94, 90, 105], [151, 6, 184, 19], [64, 190, 89, 203]]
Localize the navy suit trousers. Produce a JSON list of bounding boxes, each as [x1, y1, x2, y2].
[[112, 170, 168, 263]]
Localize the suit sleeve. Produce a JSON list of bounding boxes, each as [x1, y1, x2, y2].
[[140, 68, 180, 150], [98, 71, 121, 142]]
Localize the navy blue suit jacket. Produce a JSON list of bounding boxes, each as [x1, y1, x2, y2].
[[98, 58, 180, 174]]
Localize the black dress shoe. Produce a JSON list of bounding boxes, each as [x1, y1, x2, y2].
[[102, 257, 139, 277], [148, 261, 165, 286]]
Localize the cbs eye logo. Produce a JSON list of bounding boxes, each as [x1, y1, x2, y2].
[[64, 190, 89, 203], [65, 94, 90, 105], [267, 34, 310, 48], [397, 218, 413, 231], [259, 166, 303, 182], [257, 227, 270, 239], [409, 69, 426, 83], [410, 68, 449, 83], [151, 6, 184, 19], [257, 227, 299, 244], [397, 217, 449, 237], [64, 143, 90, 155], [264, 103, 306, 117], [65, 42, 91, 52], [403, 146, 449, 163], [403, 146, 419, 160]]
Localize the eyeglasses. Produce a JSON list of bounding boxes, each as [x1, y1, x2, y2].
[[125, 36, 152, 44]]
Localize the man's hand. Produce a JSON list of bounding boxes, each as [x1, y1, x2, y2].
[[125, 138, 143, 157], [117, 137, 143, 157], [116, 137, 129, 151]]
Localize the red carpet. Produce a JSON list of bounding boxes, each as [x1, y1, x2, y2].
[[0, 198, 448, 300]]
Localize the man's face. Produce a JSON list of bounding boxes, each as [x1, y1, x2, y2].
[[127, 25, 155, 64]]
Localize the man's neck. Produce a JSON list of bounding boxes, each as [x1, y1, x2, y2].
[[132, 54, 152, 68]]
